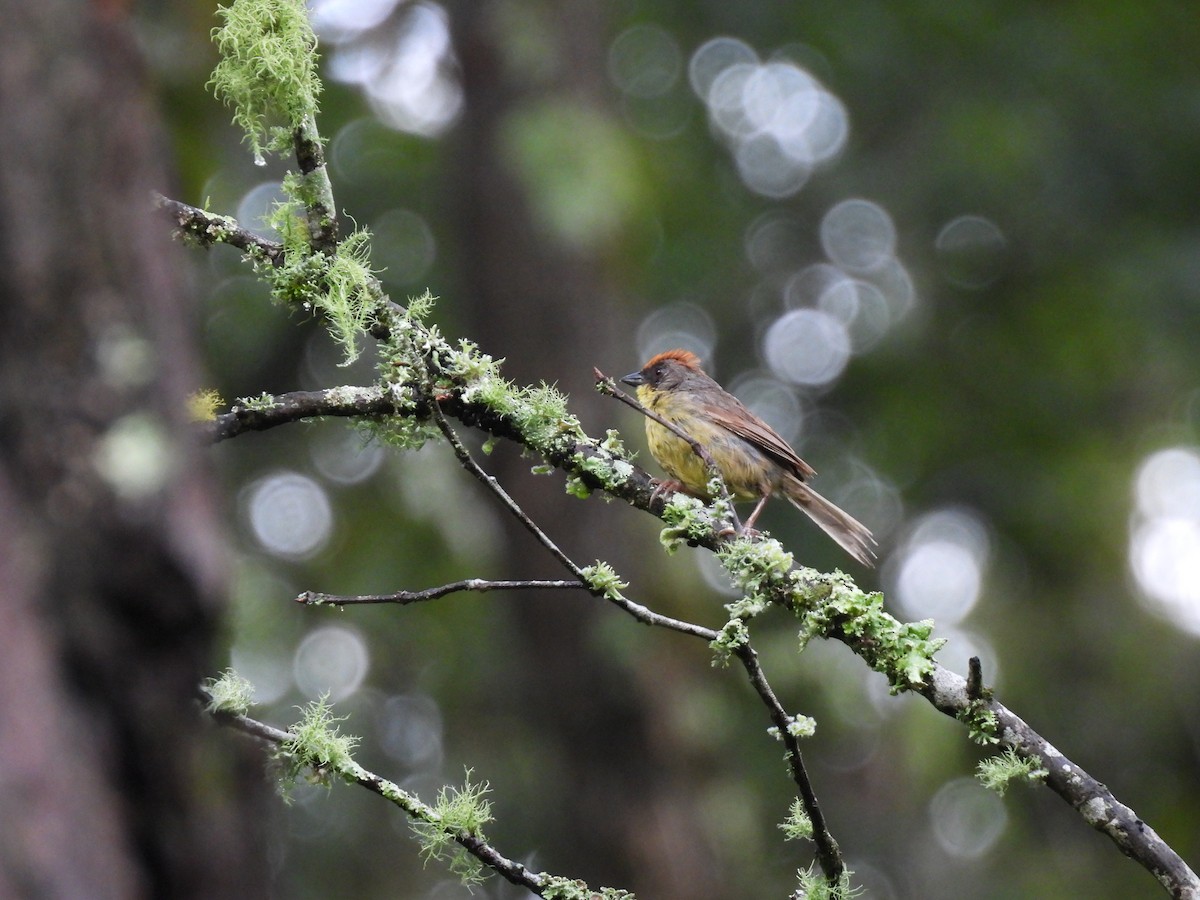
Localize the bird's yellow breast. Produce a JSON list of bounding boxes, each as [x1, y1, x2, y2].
[[637, 385, 771, 501]]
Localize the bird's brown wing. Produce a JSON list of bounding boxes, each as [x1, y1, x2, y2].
[[706, 400, 817, 481]]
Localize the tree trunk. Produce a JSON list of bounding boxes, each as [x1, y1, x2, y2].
[[0, 2, 267, 896]]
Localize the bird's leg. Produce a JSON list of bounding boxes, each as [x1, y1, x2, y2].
[[741, 494, 771, 533]]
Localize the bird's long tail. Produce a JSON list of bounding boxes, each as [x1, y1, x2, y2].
[[782, 476, 877, 567]]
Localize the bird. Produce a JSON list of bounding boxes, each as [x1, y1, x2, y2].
[[621, 349, 876, 566]]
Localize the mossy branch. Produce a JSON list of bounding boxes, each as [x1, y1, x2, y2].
[[204, 683, 636, 898]]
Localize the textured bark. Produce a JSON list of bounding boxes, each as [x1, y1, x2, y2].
[[0, 2, 267, 896]]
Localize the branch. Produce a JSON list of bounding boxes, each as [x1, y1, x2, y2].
[[208, 706, 556, 895], [731, 643, 842, 882], [428, 399, 717, 643], [427, 399, 846, 883], [920, 666, 1199, 899], [194, 365, 1199, 895], [292, 116, 339, 254], [296, 579, 587, 606], [155, 193, 284, 264], [204, 386, 393, 442]]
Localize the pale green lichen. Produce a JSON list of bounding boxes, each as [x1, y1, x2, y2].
[[658, 493, 711, 553], [768, 715, 817, 741], [410, 770, 493, 888], [793, 865, 859, 900], [539, 877, 635, 900], [202, 669, 255, 715], [580, 561, 628, 601], [977, 748, 1047, 795], [188, 388, 224, 422], [778, 798, 813, 842], [239, 392, 277, 411], [279, 695, 359, 787], [210, 0, 322, 164]]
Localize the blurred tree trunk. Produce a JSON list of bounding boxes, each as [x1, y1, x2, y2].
[[449, 3, 726, 896], [0, 1, 267, 897]]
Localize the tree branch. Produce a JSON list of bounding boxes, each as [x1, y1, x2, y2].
[[296, 579, 587, 606], [155, 193, 284, 264], [208, 706, 557, 896], [919, 665, 1199, 899], [205, 386, 392, 442], [428, 398, 846, 882]]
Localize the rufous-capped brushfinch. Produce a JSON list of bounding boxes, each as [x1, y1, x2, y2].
[[622, 349, 876, 566]]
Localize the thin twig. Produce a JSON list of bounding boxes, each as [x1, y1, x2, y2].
[[297, 579, 586, 606], [208, 706, 551, 895], [594, 368, 741, 531], [732, 644, 843, 882], [429, 397, 843, 881], [431, 400, 581, 575], [429, 399, 717, 641]]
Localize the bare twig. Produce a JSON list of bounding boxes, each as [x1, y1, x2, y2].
[[966, 655, 985, 701], [297, 579, 586, 606], [732, 643, 844, 882], [428, 399, 718, 641]]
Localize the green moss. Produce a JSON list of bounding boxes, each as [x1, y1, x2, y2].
[[202, 669, 255, 715], [279, 695, 359, 787], [580, 561, 628, 601], [977, 748, 1047, 795], [210, 0, 322, 164], [410, 770, 494, 888]]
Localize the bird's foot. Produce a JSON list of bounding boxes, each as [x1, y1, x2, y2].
[[648, 478, 685, 505]]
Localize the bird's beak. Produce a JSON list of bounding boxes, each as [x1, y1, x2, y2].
[[620, 371, 645, 387]]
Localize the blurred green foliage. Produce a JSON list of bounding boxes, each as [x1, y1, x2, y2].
[[148, 1, 1198, 897]]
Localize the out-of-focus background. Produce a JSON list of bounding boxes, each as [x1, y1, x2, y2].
[[150, 2, 1198, 897]]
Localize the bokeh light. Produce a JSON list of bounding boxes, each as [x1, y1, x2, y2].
[[321, 2, 461, 137], [371, 208, 437, 287], [293, 625, 370, 700], [889, 508, 990, 625], [309, 427, 386, 486], [378, 692, 445, 770], [690, 38, 848, 199], [93, 413, 173, 501], [635, 301, 717, 368], [309, 0, 401, 40], [608, 24, 682, 99], [929, 777, 1008, 859], [1130, 446, 1200, 636], [236, 181, 288, 240], [245, 471, 334, 560], [820, 199, 896, 273], [725, 371, 805, 445], [761, 308, 850, 387], [935, 215, 1008, 289]]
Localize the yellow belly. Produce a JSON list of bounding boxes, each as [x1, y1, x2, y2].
[[638, 388, 771, 501]]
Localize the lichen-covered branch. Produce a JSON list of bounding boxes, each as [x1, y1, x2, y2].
[[203, 686, 631, 898]]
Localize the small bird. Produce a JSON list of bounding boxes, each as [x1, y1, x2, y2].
[[621, 349, 876, 566]]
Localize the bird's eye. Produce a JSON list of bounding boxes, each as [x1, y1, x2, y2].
[[653, 365, 663, 380]]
